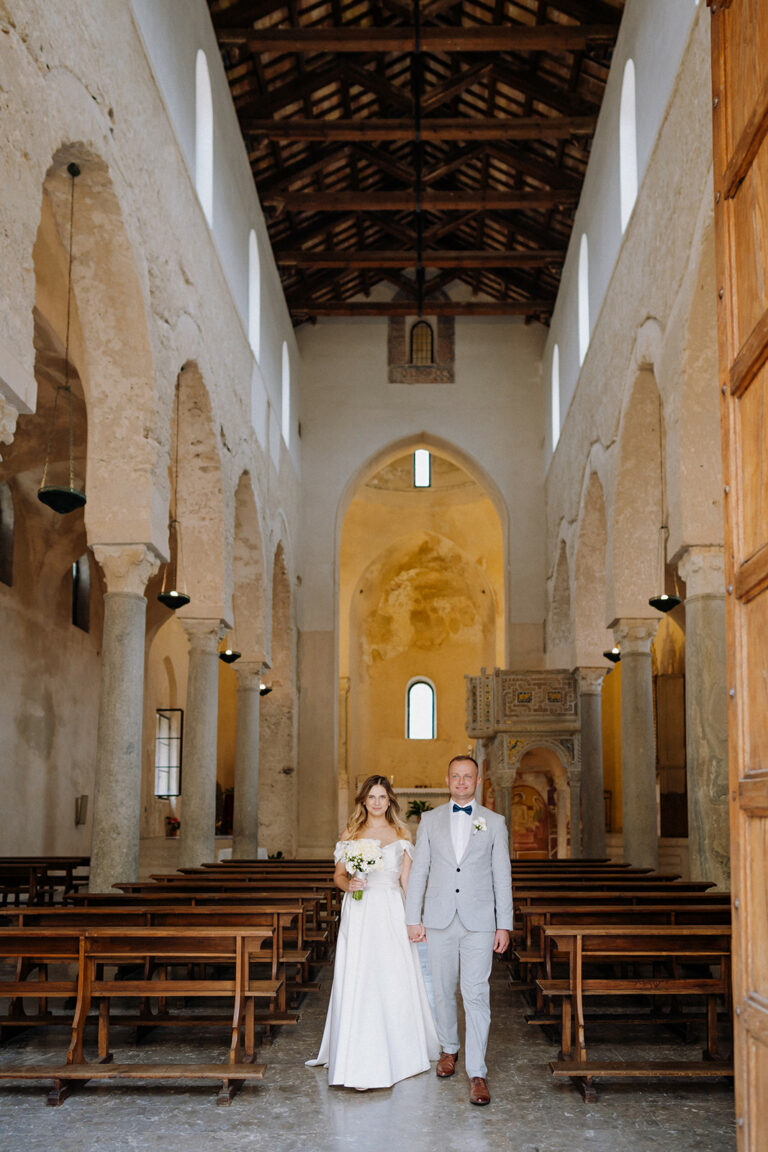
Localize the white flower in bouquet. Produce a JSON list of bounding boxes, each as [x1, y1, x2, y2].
[[340, 838, 384, 900]]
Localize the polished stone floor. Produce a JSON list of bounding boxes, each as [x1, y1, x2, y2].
[[0, 960, 736, 1152]]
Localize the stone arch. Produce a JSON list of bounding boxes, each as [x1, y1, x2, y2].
[[573, 472, 611, 664], [40, 147, 160, 550], [232, 472, 269, 663], [547, 540, 573, 667], [259, 540, 297, 856], [608, 369, 664, 622], [173, 361, 229, 619]]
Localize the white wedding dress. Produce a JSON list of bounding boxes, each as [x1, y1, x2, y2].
[[306, 838, 440, 1089]]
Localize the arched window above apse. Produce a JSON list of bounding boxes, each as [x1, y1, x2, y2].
[[407, 679, 436, 740], [619, 59, 638, 232], [248, 229, 261, 361], [578, 234, 590, 366], [551, 344, 561, 452], [195, 49, 214, 225], [281, 341, 290, 446], [410, 320, 434, 365], [72, 553, 90, 632], [0, 482, 14, 586]]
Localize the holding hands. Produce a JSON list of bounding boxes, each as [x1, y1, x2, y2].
[[407, 922, 426, 943]]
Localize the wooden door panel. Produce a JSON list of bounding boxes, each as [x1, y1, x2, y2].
[[710, 0, 768, 1145], [742, 595, 768, 771], [734, 366, 768, 561]]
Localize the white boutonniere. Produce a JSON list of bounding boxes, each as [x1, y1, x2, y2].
[[472, 816, 487, 835]]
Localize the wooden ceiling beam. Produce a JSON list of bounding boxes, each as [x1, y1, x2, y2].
[[343, 60, 413, 110], [421, 61, 494, 114], [287, 298, 554, 316], [218, 24, 619, 53], [264, 188, 580, 211], [276, 248, 565, 268], [243, 114, 596, 140]]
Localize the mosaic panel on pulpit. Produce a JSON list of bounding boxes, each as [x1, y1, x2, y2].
[[497, 672, 577, 719]]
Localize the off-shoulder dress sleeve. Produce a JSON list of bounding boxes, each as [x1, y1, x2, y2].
[[333, 841, 347, 864], [401, 839, 415, 859]]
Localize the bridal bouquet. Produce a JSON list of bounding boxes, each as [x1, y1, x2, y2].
[[340, 838, 384, 900]]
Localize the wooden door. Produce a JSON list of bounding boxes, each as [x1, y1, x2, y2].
[[709, 1, 768, 1145]]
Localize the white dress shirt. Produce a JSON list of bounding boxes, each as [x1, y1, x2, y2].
[[449, 800, 473, 863]]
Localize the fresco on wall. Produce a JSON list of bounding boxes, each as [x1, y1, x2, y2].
[[511, 784, 550, 858]]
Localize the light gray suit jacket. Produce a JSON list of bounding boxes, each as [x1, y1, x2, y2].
[[405, 802, 513, 932]]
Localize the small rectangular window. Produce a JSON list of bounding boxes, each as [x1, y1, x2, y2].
[[155, 708, 183, 797], [414, 449, 431, 488]]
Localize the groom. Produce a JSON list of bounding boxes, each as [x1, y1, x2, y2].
[[406, 755, 513, 1106]]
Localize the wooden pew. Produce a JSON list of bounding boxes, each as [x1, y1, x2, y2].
[[0, 857, 90, 906], [538, 924, 733, 1100], [0, 925, 274, 1104]]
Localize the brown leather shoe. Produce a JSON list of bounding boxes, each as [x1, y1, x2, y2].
[[436, 1051, 458, 1077], [469, 1077, 491, 1105]]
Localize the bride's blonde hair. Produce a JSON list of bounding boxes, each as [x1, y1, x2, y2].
[[343, 775, 411, 842]]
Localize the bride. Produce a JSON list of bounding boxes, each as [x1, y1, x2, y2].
[[306, 775, 439, 1090]]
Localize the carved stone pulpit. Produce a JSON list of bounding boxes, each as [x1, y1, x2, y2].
[[466, 669, 581, 857]]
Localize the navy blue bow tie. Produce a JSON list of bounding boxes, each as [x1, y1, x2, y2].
[[452, 804, 473, 815]]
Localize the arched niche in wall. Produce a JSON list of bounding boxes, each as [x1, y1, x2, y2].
[[619, 59, 638, 232], [547, 540, 573, 668], [573, 472, 611, 666], [339, 445, 504, 796], [195, 49, 214, 225]]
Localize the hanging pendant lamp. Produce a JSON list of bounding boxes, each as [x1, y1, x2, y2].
[[648, 400, 681, 614], [603, 646, 621, 664], [158, 383, 191, 610], [37, 163, 87, 515], [648, 524, 681, 614], [219, 631, 241, 664]]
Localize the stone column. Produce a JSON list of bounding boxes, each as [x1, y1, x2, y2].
[[613, 618, 659, 870], [677, 546, 730, 889], [178, 619, 225, 869], [567, 765, 583, 858], [232, 661, 264, 860], [577, 668, 607, 858], [89, 545, 160, 892], [556, 781, 568, 859]]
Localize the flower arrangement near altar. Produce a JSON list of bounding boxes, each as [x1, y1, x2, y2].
[[339, 838, 384, 900]]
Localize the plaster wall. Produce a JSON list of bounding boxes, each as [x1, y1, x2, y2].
[[547, 0, 705, 426], [0, 0, 301, 856], [545, 6, 722, 631]]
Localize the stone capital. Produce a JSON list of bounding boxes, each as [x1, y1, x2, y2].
[[92, 543, 162, 596], [566, 765, 581, 786], [0, 394, 19, 460], [677, 545, 725, 599], [574, 667, 606, 696], [179, 618, 227, 653], [611, 617, 658, 655], [236, 660, 268, 690]]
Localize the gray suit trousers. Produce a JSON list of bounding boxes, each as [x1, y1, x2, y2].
[[426, 913, 495, 1079]]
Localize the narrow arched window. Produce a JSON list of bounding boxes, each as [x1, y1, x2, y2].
[[72, 553, 90, 632], [281, 341, 290, 446], [248, 229, 261, 361], [410, 320, 434, 365], [0, 482, 14, 586], [195, 49, 214, 224], [551, 344, 560, 452], [407, 679, 436, 740], [619, 59, 638, 232], [578, 234, 590, 366]]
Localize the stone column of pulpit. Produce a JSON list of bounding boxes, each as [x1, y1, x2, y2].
[[577, 668, 607, 858], [178, 619, 225, 869], [677, 546, 730, 889], [613, 618, 659, 870], [232, 660, 266, 860], [556, 780, 569, 859], [89, 544, 160, 892], [567, 765, 583, 858]]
